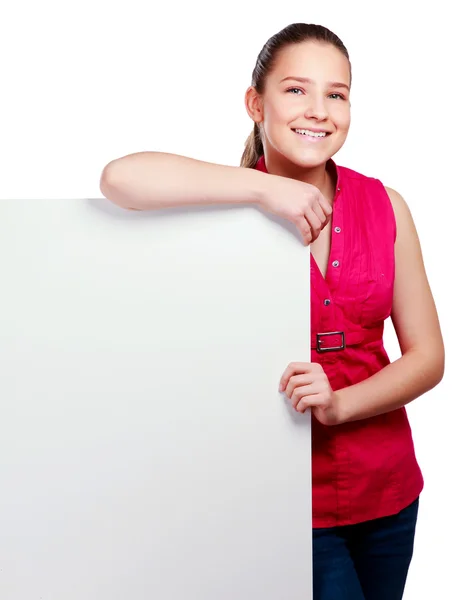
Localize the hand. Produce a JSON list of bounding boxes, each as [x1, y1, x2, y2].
[[259, 174, 332, 245], [279, 362, 342, 426]]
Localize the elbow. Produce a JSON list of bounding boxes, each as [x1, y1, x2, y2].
[[100, 160, 132, 209], [100, 156, 148, 211], [420, 345, 445, 391], [430, 336, 445, 388], [100, 152, 162, 211], [432, 351, 445, 388]]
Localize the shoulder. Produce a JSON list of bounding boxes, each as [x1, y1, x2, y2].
[[336, 162, 414, 219], [384, 185, 408, 212], [381, 186, 420, 252], [384, 185, 414, 229], [337, 162, 412, 217], [336, 164, 392, 193]]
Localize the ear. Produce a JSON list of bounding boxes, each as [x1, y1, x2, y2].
[[244, 86, 264, 124]]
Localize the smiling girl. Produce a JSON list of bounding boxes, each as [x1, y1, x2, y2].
[[100, 23, 444, 600]]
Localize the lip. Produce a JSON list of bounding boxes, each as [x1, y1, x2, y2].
[[293, 131, 329, 143]]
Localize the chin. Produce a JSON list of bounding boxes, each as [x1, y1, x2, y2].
[[282, 150, 331, 170], [266, 133, 346, 171], [287, 139, 346, 168]]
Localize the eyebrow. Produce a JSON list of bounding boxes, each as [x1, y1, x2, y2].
[[280, 76, 350, 91]]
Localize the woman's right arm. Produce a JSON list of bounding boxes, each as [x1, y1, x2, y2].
[[99, 151, 331, 244], [100, 152, 270, 211]]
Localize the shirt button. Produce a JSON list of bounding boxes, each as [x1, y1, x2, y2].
[[332, 260, 340, 267], [324, 299, 331, 306], [334, 226, 341, 233]]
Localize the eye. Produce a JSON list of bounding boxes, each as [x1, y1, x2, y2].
[[287, 87, 304, 95], [329, 93, 346, 100]]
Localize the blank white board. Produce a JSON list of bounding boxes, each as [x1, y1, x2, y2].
[[0, 200, 312, 599]]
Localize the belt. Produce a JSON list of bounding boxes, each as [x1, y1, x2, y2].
[[311, 326, 384, 353]]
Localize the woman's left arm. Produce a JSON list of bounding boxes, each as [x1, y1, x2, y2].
[[335, 186, 445, 424]]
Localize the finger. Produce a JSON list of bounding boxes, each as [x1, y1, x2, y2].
[[291, 381, 326, 407], [291, 383, 322, 406], [308, 362, 326, 375], [295, 217, 312, 246], [296, 393, 327, 413], [311, 204, 329, 229], [294, 380, 323, 398], [317, 193, 333, 218], [291, 384, 313, 409], [279, 363, 311, 391], [303, 207, 322, 241], [302, 227, 313, 246], [285, 374, 315, 399], [280, 361, 322, 388]]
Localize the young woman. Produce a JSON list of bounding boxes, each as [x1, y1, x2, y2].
[[100, 23, 444, 600]]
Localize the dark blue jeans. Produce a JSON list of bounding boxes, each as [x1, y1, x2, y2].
[[313, 497, 419, 600]]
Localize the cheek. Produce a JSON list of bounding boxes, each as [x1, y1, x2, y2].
[[264, 104, 290, 127], [264, 94, 299, 123], [334, 106, 351, 131], [262, 108, 294, 145]]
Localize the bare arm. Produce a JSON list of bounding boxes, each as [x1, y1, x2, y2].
[[100, 152, 269, 210], [336, 186, 444, 423], [99, 151, 332, 243]]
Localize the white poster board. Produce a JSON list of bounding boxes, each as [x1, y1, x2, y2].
[[0, 200, 312, 599]]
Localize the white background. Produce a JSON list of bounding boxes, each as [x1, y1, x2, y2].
[[1, 0, 457, 598]]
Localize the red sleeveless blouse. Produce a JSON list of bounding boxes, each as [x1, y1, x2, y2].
[[256, 156, 423, 527]]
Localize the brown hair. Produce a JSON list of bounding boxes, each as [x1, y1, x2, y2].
[[240, 23, 351, 169]]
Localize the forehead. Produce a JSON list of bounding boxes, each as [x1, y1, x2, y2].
[[270, 41, 350, 82]]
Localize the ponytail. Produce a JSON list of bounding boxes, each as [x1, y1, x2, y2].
[[240, 123, 264, 168]]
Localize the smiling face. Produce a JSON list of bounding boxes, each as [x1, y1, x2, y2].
[[246, 41, 351, 175]]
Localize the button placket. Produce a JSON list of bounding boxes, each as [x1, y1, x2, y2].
[[310, 171, 345, 357], [327, 184, 344, 292]]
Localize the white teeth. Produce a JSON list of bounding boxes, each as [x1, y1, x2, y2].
[[294, 129, 327, 137]]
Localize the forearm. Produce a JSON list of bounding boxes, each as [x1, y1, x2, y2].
[[336, 349, 444, 424], [100, 151, 267, 210]]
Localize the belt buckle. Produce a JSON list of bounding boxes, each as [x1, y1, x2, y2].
[[316, 331, 345, 353]]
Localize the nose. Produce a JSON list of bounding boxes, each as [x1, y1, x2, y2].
[[304, 93, 328, 121]]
